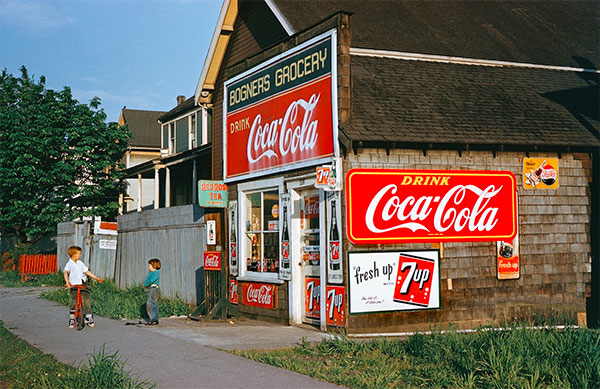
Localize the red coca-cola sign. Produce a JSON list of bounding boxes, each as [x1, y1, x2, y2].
[[203, 251, 221, 271], [241, 282, 277, 309], [224, 33, 336, 182], [346, 169, 517, 243]]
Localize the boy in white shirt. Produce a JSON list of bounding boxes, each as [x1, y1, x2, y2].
[[63, 246, 103, 328]]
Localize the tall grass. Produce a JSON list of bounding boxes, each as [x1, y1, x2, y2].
[[0, 321, 154, 388], [237, 324, 600, 388], [40, 279, 193, 320], [0, 270, 65, 287]]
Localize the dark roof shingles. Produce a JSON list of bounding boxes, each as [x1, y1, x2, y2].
[[122, 109, 165, 148]]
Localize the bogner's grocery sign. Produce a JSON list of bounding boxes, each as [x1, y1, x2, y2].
[[223, 30, 338, 182], [346, 169, 518, 243]]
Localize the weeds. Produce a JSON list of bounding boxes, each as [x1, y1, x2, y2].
[[0, 270, 64, 287], [236, 324, 600, 388], [40, 279, 193, 320], [0, 322, 154, 388]]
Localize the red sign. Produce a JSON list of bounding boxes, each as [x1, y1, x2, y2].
[[305, 277, 320, 319], [346, 169, 517, 244], [393, 255, 436, 307], [325, 286, 345, 327], [226, 77, 334, 180], [229, 280, 239, 304], [241, 282, 277, 309], [203, 251, 221, 271]]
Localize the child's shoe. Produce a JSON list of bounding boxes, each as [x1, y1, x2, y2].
[[85, 315, 95, 328], [68, 319, 75, 328]]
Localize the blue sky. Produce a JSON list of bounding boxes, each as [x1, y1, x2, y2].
[[1, 0, 222, 122]]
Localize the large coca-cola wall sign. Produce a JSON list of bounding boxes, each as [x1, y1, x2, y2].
[[223, 30, 338, 182], [346, 169, 518, 243]]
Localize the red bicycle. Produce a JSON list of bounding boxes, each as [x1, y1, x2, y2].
[[70, 285, 89, 331]]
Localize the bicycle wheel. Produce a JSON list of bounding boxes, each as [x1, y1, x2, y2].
[[74, 308, 85, 330]]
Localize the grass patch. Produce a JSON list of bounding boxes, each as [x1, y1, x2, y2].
[[235, 325, 600, 388], [0, 270, 64, 287], [0, 321, 154, 388], [40, 279, 193, 320]]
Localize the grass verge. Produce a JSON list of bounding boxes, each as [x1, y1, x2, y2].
[[0, 321, 154, 388], [235, 324, 600, 388]]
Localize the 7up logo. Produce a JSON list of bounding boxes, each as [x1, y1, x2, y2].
[[393, 254, 435, 307]]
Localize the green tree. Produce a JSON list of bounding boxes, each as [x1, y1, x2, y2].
[[0, 66, 131, 244]]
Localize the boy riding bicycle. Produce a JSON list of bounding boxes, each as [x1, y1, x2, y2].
[[63, 246, 103, 328]]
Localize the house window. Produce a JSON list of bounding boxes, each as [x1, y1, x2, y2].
[[169, 123, 175, 153], [191, 113, 196, 148], [238, 180, 282, 281], [162, 124, 169, 149]]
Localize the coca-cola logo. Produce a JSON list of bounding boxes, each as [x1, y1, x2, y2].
[[203, 251, 221, 270], [305, 197, 319, 218], [242, 283, 275, 308], [247, 94, 320, 164], [346, 169, 517, 243]]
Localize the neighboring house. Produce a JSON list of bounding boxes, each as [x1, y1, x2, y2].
[[118, 108, 165, 213]]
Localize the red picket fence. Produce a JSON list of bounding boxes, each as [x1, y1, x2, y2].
[[18, 254, 57, 281]]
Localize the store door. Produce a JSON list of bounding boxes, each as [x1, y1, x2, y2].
[[300, 189, 324, 325]]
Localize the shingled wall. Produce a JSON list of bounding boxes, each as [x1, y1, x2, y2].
[[344, 148, 592, 333]]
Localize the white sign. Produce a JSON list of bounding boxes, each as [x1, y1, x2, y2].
[[348, 250, 440, 314], [99, 239, 117, 250], [207, 220, 216, 245]]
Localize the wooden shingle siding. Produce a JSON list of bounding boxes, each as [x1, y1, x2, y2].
[[344, 149, 592, 333]]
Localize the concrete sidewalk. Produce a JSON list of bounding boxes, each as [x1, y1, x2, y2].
[[0, 287, 341, 388]]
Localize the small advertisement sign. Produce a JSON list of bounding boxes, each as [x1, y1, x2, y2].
[[94, 219, 117, 235], [99, 239, 117, 250], [203, 251, 221, 271], [497, 192, 520, 280], [327, 191, 343, 284], [229, 280, 239, 305], [229, 201, 238, 276], [523, 158, 559, 189], [198, 180, 228, 208], [305, 277, 321, 319], [325, 285, 345, 327], [315, 157, 342, 191], [223, 30, 338, 182], [279, 193, 291, 280], [346, 169, 518, 244], [241, 282, 277, 309], [207, 220, 216, 245], [348, 250, 440, 314]]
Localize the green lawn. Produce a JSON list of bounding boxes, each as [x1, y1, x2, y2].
[[236, 325, 600, 388]]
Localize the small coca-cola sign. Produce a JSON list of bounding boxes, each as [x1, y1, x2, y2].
[[242, 283, 277, 309], [346, 169, 517, 243], [203, 251, 221, 271]]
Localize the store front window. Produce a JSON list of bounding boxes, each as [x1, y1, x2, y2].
[[238, 178, 283, 281]]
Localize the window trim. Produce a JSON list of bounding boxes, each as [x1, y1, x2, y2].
[[237, 177, 284, 281]]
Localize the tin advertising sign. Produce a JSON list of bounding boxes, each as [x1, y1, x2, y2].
[[223, 30, 338, 182], [203, 251, 221, 271], [325, 285, 345, 326], [348, 250, 440, 314], [523, 158, 559, 189], [346, 169, 518, 244], [198, 180, 228, 208], [241, 282, 277, 309]]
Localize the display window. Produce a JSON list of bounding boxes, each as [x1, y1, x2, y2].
[[238, 178, 283, 282]]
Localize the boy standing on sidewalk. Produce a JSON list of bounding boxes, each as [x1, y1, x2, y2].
[[142, 258, 161, 325], [63, 246, 103, 328]]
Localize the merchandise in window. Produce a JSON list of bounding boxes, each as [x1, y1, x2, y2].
[[244, 189, 279, 274]]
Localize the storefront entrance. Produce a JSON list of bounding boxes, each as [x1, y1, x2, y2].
[[299, 189, 323, 325]]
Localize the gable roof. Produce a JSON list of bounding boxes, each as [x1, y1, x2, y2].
[[157, 96, 196, 123], [120, 109, 165, 148], [272, 0, 599, 68], [345, 55, 599, 149]]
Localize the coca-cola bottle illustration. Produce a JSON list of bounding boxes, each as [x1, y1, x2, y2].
[[230, 210, 237, 267], [329, 200, 340, 271], [281, 205, 290, 269]]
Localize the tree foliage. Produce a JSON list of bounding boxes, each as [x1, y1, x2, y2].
[[0, 66, 131, 244]]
